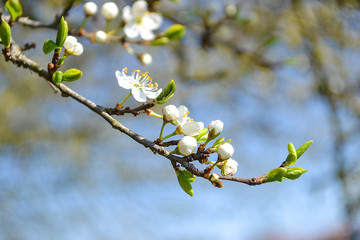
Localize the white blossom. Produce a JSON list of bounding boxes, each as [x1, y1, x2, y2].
[[208, 120, 224, 139], [83, 2, 97, 17], [175, 105, 204, 136], [95, 30, 107, 43], [63, 36, 83, 56], [122, 0, 162, 40], [217, 142, 234, 161], [101, 2, 119, 21], [162, 105, 179, 124], [221, 159, 238, 176], [115, 68, 162, 102], [178, 136, 198, 156]]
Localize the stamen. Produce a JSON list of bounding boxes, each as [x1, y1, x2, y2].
[[124, 67, 128, 74], [148, 84, 154, 88], [133, 69, 140, 73]]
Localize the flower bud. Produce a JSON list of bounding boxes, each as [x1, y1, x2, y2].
[[178, 136, 198, 156], [83, 2, 98, 17], [138, 53, 152, 65], [225, 4, 237, 17], [101, 2, 119, 21], [210, 173, 219, 182], [162, 105, 179, 124], [208, 120, 224, 140], [221, 159, 238, 176], [95, 30, 107, 43], [217, 142, 234, 161]]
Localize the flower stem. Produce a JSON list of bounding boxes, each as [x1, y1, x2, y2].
[[105, 20, 111, 33], [161, 130, 177, 141], [151, 111, 163, 119], [159, 122, 166, 139], [79, 17, 88, 30], [118, 91, 132, 106]]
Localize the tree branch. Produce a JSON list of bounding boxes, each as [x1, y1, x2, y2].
[[2, 40, 270, 187]]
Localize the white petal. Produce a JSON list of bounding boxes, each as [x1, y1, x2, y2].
[[115, 70, 132, 89], [177, 105, 188, 123], [132, 87, 147, 102], [182, 122, 203, 136], [122, 6, 132, 22], [143, 88, 162, 99], [139, 29, 155, 40], [73, 42, 83, 56], [133, 0, 148, 13], [63, 36, 77, 50], [142, 13, 162, 30], [124, 23, 140, 38]]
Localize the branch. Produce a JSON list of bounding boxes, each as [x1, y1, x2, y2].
[[2, 41, 271, 186]]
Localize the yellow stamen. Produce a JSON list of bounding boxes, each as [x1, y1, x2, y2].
[[124, 67, 128, 73], [148, 84, 154, 88], [133, 69, 140, 73]]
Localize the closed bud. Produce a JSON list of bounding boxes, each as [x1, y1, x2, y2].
[[221, 159, 238, 176], [217, 142, 234, 161], [208, 120, 224, 140], [83, 2, 98, 17], [162, 105, 179, 124], [95, 30, 107, 43], [178, 136, 197, 156], [101, 2, 119, 21], [137, 53, 152, 65], [210, 173, 219, 182]]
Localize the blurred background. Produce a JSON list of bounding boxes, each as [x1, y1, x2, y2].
[[1, 0, 360, 239]]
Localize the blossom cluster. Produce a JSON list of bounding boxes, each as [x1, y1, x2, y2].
[[115, 67, 239, 179], [82, 1, 162, 43]]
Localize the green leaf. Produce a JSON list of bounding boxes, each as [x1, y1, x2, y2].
[[56, 16, 68, 47], [180, 170, 196, 182], [62, 68, 83, 82], [52, 71, 63, 84], [163, 24, 186, 40], [284, 153, 297, 167], [284, 167, 308, 180], [5, 0, 23, 21], [156, 80, 176, 104], [176, 170, 194, 197], [197, 134, 208, 143], [43, 39, 58, 54], [266, 167, 287, 183], [296, 140, 313, 159], [212, 137, 225, 148], [287, 142, 297, 157], [0, 19, 11, 48], [195, 128, 208, 140], [150, 37, 169, 46]]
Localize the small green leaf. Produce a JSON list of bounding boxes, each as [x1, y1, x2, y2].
[[5, 0, 22, 21], [197, 134, 208, 143], [212, 137, 225, 148], [176, 170, 193, 197], [163, 24, 186, 40], [56, 16, 68, 47], [62, 68, 83, 82], [43, 39, 58, 54], [284, 167, 308, 180], [284, 153, 297, 167], [150, 37, 169, 46], [0, 19, 11, 48], [195, 128, 208, 140], [156, 80, 176, 104], [296, 140, 313, 159], [287, 142, 297, 157], [180, 170, 196, 182], [52, 71, 63, 84], [266, 167, 287, 183]]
